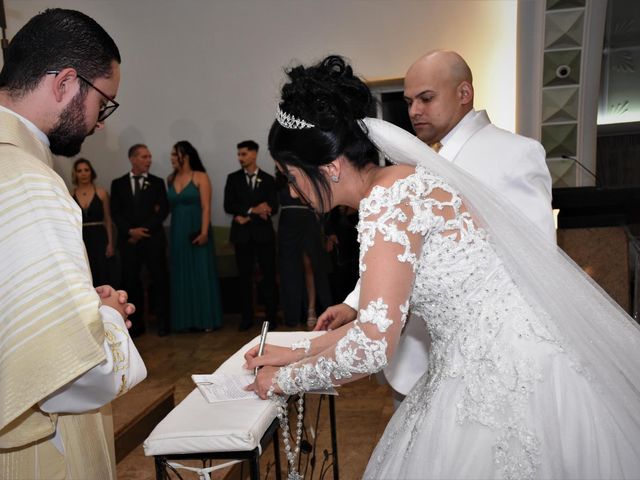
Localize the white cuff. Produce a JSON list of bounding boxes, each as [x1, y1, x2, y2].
[[39, 306, 147, 414], [343, 279, 361, 310]]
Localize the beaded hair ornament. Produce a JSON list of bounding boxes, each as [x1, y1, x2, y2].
[[276, 107, 315, 129]]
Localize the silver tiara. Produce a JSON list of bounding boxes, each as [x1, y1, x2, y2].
[[276, 107, 315, 129]]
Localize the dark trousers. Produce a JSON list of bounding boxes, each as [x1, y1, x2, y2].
[[234, 240, 277, 326], [119, 235, 170, 334]]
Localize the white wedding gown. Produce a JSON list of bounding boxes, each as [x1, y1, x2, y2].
[[360, 166, 639, 479], [276, 162, 640, 479]]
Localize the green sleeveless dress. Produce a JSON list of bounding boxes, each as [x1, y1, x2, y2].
[[168, 180, 223, 331]]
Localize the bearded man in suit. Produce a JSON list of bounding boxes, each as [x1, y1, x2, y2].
[[317, 50, 555, 405], [224, 140, 279, 331], [111, 144, 170, 336]]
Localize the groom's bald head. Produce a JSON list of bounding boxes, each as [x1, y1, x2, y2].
[[403, 50, 474, 144]]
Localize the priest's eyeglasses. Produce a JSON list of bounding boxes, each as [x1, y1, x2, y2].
[[46, 70, 120, 122]]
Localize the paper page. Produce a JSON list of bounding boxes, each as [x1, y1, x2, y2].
[[192, 373, 258, 403]]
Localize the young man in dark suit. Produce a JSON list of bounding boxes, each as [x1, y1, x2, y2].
[[111, 144, 170, 336], [224, 140, 279, 331]]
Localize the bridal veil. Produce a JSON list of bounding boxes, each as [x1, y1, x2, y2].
[[360, 117, 640, 452]]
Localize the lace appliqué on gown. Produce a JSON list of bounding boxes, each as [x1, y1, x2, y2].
[[362, 167, 562, 480], [276, 173, 426, 396], [277, 324, 389, 394], [359, 298, 394, 333]]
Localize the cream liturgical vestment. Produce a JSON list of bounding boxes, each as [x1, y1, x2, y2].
[[344, 110, 555, 396], [0, 110, 147, 479]]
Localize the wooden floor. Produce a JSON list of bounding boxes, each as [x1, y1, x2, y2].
[[115, 314, 394, 479]]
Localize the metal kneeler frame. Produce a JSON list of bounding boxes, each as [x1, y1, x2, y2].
[[153, 417, 281, 480]]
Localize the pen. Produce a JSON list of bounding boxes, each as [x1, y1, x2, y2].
[[255, 321, 270, 376]]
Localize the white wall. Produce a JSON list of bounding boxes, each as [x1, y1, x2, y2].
[[3, 0, 517, 226]]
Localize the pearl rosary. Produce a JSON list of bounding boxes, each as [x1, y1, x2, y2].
[[268, 382, 305, 480]]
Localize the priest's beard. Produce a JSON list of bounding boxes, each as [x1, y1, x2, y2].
[[48, 91, 94, 157]]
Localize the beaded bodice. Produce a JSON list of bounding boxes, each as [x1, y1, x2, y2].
[[392, 168, 559, 479]]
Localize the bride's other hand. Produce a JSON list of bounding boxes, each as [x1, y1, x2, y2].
[[243, 344, 300, 370], [245, 366, 282, 399]]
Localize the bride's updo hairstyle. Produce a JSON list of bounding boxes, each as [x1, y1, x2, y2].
[[268, 55, 378, 211]]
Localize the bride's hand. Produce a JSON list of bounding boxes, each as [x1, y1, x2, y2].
[[243, 344, 301, 371], [245, 366, 283, 399]]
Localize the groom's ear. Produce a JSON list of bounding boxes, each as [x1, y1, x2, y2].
[[457, 81, 473, 105]]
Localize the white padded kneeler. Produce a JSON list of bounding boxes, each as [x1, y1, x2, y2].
[[143, 331, 323, 456]]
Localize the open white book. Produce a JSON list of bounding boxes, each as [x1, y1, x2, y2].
[[192, 373, 258, 403], [192, 372, 338, 403], [192, 330, 337, 403]]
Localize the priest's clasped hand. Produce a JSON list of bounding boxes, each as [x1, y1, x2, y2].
[[96, 285, 135, 328]]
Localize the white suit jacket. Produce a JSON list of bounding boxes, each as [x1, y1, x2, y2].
[[345, 110, 555, 395]]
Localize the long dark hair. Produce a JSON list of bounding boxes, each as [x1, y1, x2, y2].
[[268, 55, 378, 212], [168, 140, 206, 185]]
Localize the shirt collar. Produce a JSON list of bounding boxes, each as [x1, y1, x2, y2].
[[0, 104, 50, 147], [130, 171, 149, 178], [440, 108, 477, 147], [244, 167, 260, 176]]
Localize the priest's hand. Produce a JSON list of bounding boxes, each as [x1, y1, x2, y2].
[[96, 285, 135, 327]]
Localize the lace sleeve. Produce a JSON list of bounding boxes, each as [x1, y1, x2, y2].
[[276, 185, 426, 394]]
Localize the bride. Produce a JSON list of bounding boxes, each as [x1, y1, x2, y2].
[[245, 55, 640, 479]]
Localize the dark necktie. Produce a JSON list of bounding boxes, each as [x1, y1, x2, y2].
[[247, 173, 256, 191], [133, 175, 142, 198]]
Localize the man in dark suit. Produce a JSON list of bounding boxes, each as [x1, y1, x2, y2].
[[224, 140, 279, 331], [111, 144, 170, 336]]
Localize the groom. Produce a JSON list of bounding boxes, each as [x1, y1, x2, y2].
[[317, 50, 555, 404]]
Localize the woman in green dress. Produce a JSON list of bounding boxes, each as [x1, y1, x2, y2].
[[167, 141, 223, 331]]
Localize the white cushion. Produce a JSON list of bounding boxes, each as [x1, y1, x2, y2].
[[143, 331, 323, 455]]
